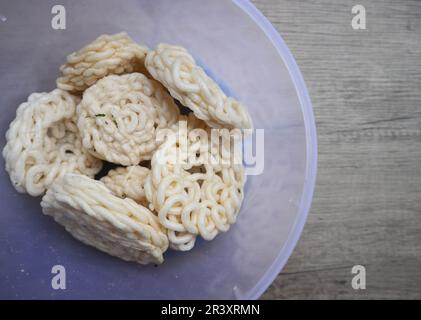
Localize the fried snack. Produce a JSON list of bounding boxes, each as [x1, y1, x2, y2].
[[145, 44, 252, 129], [2, 89, 102, 196], [3, 32, 254, 265], [100, 165, 150, 206], [57, 32, 149, 93], [76, 73, 180, 165], [41, 174, 169, 264], [144, 115, 245, 251]]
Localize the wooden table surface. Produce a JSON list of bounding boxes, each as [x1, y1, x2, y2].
[[251, 0, 421, 299]]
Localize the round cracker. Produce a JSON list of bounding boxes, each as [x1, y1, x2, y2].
[[57, 32, 149, 93], [144, 114, 245, 251], [2, 89, 102, 196], [145, 44, 252, 129], [101, 165, 150, 206], [41, 174, 169, 265], [77, 73, 180, 165]]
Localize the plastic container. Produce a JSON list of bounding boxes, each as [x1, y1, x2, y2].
[[0, 0, 317, 299]]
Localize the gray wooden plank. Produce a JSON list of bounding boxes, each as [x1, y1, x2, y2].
[[250, 0, 421, 299]]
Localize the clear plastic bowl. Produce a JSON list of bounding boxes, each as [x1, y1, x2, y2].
[[0, 0, 317, 299]]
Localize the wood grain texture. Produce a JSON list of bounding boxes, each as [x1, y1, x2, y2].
[[250, 0, 421, 299]]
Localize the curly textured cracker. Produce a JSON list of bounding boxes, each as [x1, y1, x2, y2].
[[41, 174, 169, 265], [2, 89, 102, 196], [144, 114, 245, 251], [77, 73, 180, 165], [57, 32, 149, 93], [101, 165, 150, 206], [145, 44, 252, 129]]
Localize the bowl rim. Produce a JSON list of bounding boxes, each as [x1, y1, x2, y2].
[[232, 0, 318, 300]]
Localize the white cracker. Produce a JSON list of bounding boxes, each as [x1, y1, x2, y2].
[[100, 165, 150, 207], [57, 32, 149, 93], [144, 115, 245, 251], [77, 73, 180, 165], [145, 44, 253, 129], [2, 89, 102, 196], [41, 174, 169, 265]]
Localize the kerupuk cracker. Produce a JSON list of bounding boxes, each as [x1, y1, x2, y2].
[[145, 44, 252, 129], [2, 89, 102, 196], [3, 32, 252, 265], [57, 32, 149, 93], [76, 72, 180, 165], [144, 114, 245, 251], [100, 165, 150, 207], [41, 174, 169, 264]]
